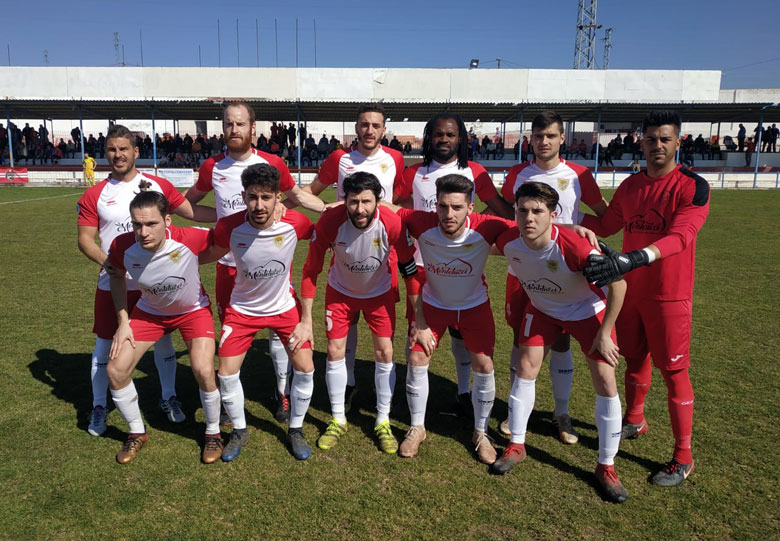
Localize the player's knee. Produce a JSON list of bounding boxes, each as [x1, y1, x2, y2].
[[374, 346, 394, 364], [326, 342, 346, 361]]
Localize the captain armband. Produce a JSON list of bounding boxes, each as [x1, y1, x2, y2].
[[398, 259, 418, 278]]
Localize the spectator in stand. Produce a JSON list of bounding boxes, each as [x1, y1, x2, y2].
[[481, 135, 490, 159], [560, 141, 568, 160], [496, 138, 505, 159], [694, 134, 707, 160], [768, 123, 778, 153], [184, 134, 193, 154], [521, 136, 529, 162], [317, 135, 329, 158], [681, 134, 695, 167], [389, 135, 403, 152], [380, 135, 389, 146], [577, 139, 587, 159], [404, 140, 412, 155], [57, 138, 67, 157], [299, 123, 307, 147], [38, 124, 49, 144], [710, 137, 722, 159], [513, 140, 520, 161], [737, 124, 746, 152], [52, 144, 63, 164], [97, 133, 106, 159], [192, 136, 202, 162], [288, 122, 296, 149], [745, 137, 755, 166], [590, 142, 597, 160]]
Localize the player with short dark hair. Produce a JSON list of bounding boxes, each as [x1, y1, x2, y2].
[[77, 125, 204, 438], [491, 181, 628, 503], [106, 192, 221, 464], [394, 113, 515, 420], [498, 110, 608, 445], [300, 171, 418, 454], [199, 163, 317, 461], [582, 110, 710, 487]]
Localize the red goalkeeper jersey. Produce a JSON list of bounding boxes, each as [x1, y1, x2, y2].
[[581, 165, 709, 301]]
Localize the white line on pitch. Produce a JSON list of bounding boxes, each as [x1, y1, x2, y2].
[[0, 192, 82, 206]]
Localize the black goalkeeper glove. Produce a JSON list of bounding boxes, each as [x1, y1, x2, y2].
[[584, 241, 651, 287]]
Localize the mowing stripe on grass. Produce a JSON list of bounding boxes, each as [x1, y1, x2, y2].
[[0, 193, 82, 205]]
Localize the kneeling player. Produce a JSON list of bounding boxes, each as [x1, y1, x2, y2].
[[200, 163, 316, 461], [299, 172, 417, 454], [492, 182, 628, 503], [106, 191, 221, 464]]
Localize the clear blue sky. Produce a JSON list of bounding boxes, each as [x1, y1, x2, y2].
[[6, 0, 779, 89]]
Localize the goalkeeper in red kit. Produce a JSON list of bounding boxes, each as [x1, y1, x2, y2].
[[582, 110, 709, 487]]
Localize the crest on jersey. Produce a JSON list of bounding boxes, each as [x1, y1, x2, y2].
[[372, 238, 381, 249], [169, 251, 182, 263], [557, 178, 570, 191], [546, 260, 559, 272], [274, 235, 284, 248], [380, 163, 389, 174]]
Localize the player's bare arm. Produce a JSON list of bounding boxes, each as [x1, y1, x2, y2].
[[77, 225, 108, 267], [588, 278, 626, 367], [183, 186, 218, 222], [284, 184, 325, 213], [198, 242, 229, 265], [174, 197, 214, 223], [108, 273, 135, 360], [483, 195, 515, 219], [409, 293, 435, 357], [292, 296, 315, 355]]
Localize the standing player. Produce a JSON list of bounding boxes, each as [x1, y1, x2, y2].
[[302, 104, 406, 409], [384, 175, 514, 463], [106, 191, 221, 464], [82, 152, 96, 186], [199, 164, 317, 461], [582, 110, 710, 487], [77, 124, 205, 437], [491, 182, 628, 504], [184, 101, 324, 423], [498, 111, 608, 444], [393, 112, 514, 419], [299, 172, 418, 454]]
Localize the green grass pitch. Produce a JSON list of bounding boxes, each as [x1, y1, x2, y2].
[[0, 186, 777, 539]]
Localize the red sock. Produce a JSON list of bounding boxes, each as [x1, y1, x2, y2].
[[624, 354, 652, 425], [662, 367, 694, 464]]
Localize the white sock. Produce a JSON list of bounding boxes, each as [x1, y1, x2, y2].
[[375, 361, 394, 424], [508, 378, 536, 444], [595, 393, 622, 466], [450, 336, 471, 395], [406, 365, 429, 427], [289, 369, 314, 429], [326, 358, 348, 424], [111, 381, 145, 434], [509, 346, 520, 389], [218, 372, 246, 430], [91, 338, 111, 408], [345, 323, 358, 386], [472, 371, 496, 433], [549, 349, 574, 416], [268, 330, 292, 396], [153, 333, 177, 400], [199, 388, 221, 435]]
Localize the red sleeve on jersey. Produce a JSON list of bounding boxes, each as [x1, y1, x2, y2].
[[500, 164, 525, 203], [653, 173, 710, 258], [395, 163, 419, 201], [470, 213, 515, 244], [108, 232, 136, 270], [284, 209, 315, 240], [387, 146, 406, 190], [557, 226, 597, 272], [171, 225, 213, 255], [495, 227, 520, 255], [300, 207, 342, 298], [317, 150, 344, 186], [567, 162, 602, 207], [397, 208, 438, 239], [468, 162, 500, 203], [261, 151, 295, 192], [195, 156, 219, 192], [213, 212, 245, 248], [144, 173, 186, 210], [76, 183, 103, 227], [405, 270, 424, 296], [381, 206, 416, 263]]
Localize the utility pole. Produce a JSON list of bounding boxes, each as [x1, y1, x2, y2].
[[313, 19, 318, 67], [573, 0, 601, 69], [217, 19, 221, 67], [236, 19, 240, 66], [44, 50, 49, 66], [139, 30, 144, 67], [113, 32, 121, 66], [602, 28, 613, 69]]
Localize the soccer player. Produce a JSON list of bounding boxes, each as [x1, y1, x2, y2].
[[302, 104, 406, 410], [299, 172, 418, 454], [498, 111, 608, 444], [82, 152, 96, 186], [184, 101, 324, 423], [393, 113, 514, 419], [105, 191, 221, 464], [77, 124, 206, 437], [384, 174, 514, 464], [582, 110, 710, 487], [491, 181, 628, 504], [199, 164, 316, 461]]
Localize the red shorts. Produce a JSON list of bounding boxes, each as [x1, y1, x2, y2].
[[218, 304, 310, 357], [93, 288, 142, 339], [615, 297, 692, 370], [504, 273, 530, 329], [518, 304, 614, 364], [215, 262, 237, 323], [325, 285, 395, 339], [129, 306, 215, 342], [410, 301, 495, 356]]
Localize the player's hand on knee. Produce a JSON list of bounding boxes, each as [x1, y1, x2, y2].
[[110, 323, 136, 360], [412, 326, 436, 357], [288, 322, 312, 355], [589, 331, 620, 367]]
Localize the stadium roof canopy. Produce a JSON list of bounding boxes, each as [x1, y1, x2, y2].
[[2, 67, 779, 123]]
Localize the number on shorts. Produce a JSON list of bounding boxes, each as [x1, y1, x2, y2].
[[325, 310, 333, 332], [219, 325, 233, 349], [523, 313, 534, 338]]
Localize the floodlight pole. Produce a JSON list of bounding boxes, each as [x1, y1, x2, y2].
[[5, 106, 14, 167], [296, 105, 302, 183], [151, 106, 158, 170], [78, 106, 86, 165], [753, 110, 764, 188], [593, 109, 601, 180]]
